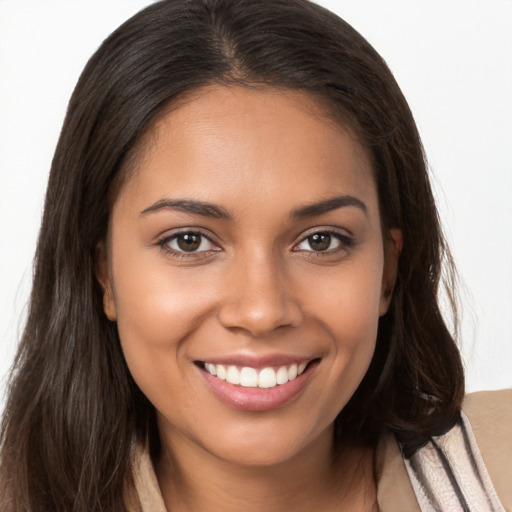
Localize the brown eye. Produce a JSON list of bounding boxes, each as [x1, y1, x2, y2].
[[177, 233, 202, 252], [307, 233, 332, 251], [162, 232, 218, 254], [295, 230, 350, 254]]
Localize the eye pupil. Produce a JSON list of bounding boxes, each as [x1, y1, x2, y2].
[[308, 233, 331, 251], [177, 233, 201, 251]]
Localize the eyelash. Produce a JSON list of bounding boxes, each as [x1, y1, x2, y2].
[[156, 228, 354, 260]]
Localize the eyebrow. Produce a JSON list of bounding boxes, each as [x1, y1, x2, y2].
[[291, 195, 367, 220], [139, 194, 367, 221], [140, 199, 231, 219]]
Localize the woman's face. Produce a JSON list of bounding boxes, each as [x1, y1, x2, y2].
[[99, 85, 400, 467]]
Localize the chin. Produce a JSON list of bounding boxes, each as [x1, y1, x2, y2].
[[192, 417, 335, 469]]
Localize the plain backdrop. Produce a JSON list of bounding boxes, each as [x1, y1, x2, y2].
[[1, 0, 511, 408]]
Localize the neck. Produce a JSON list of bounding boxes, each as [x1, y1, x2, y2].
[[155, 426, 377, 512]]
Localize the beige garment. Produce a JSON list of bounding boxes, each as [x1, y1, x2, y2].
[[127, 389, 512, 511]]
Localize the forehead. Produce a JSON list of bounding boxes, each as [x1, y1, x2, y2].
[[117, 85, 377, 216]]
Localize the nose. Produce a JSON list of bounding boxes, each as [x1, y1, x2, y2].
[[217, 252, 303, 337]]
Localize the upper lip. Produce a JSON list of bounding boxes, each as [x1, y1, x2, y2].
[[195, 353, 318, 369]]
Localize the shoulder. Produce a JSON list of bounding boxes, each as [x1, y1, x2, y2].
[[376, 431, 421, 511], [125, 443, 167, 512], [462, 389, 512, 510], [376, 389, 512, 512]]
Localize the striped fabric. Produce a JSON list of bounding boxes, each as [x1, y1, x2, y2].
[[404, 411, 506, 511]]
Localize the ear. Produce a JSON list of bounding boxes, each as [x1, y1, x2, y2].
[[95, 240, 117, 321], [379, 228, 403, 316]]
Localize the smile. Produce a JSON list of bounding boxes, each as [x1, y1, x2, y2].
[[203, 362, 308, 389], [197, 358, 319, 411]]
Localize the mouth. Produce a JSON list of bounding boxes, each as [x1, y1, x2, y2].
[[198, 361, 312, 389], [195, 358, 320, 411]]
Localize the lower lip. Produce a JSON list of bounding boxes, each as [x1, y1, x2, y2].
[[198, 364, 316, 412]]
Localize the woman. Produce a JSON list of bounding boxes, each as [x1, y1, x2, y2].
[[1, 0, 510, 510]]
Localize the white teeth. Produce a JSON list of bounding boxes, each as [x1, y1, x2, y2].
[[276, 366, 289, 385], [226, 366, 240, 385], [240, 367, 258, 387], [258, 367, 277, 388], [205, 363, 217, 376], [216, 364, 226, 380], [204, 361, 310, 389]]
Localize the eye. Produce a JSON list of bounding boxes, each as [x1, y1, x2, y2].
[[294, 231, 352, 253], [159, 231, 218, 254]]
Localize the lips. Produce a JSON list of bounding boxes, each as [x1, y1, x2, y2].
[[196, 357, 319, 411]]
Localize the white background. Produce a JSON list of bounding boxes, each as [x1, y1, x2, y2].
[[1, 0, 511, 408]]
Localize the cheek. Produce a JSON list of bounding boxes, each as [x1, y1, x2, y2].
[[303, 255, 383, 391], [108, 242, 217, 394], [114, 271, 183, 351], [112, 267, 212, 427], [302, 253, 384, 337], [111, 235, 215, 343]]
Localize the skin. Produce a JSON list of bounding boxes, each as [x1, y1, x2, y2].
[[98, 85, 401, 511]]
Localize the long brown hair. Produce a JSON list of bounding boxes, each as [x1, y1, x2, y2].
[[0, 0, 464, 509]]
